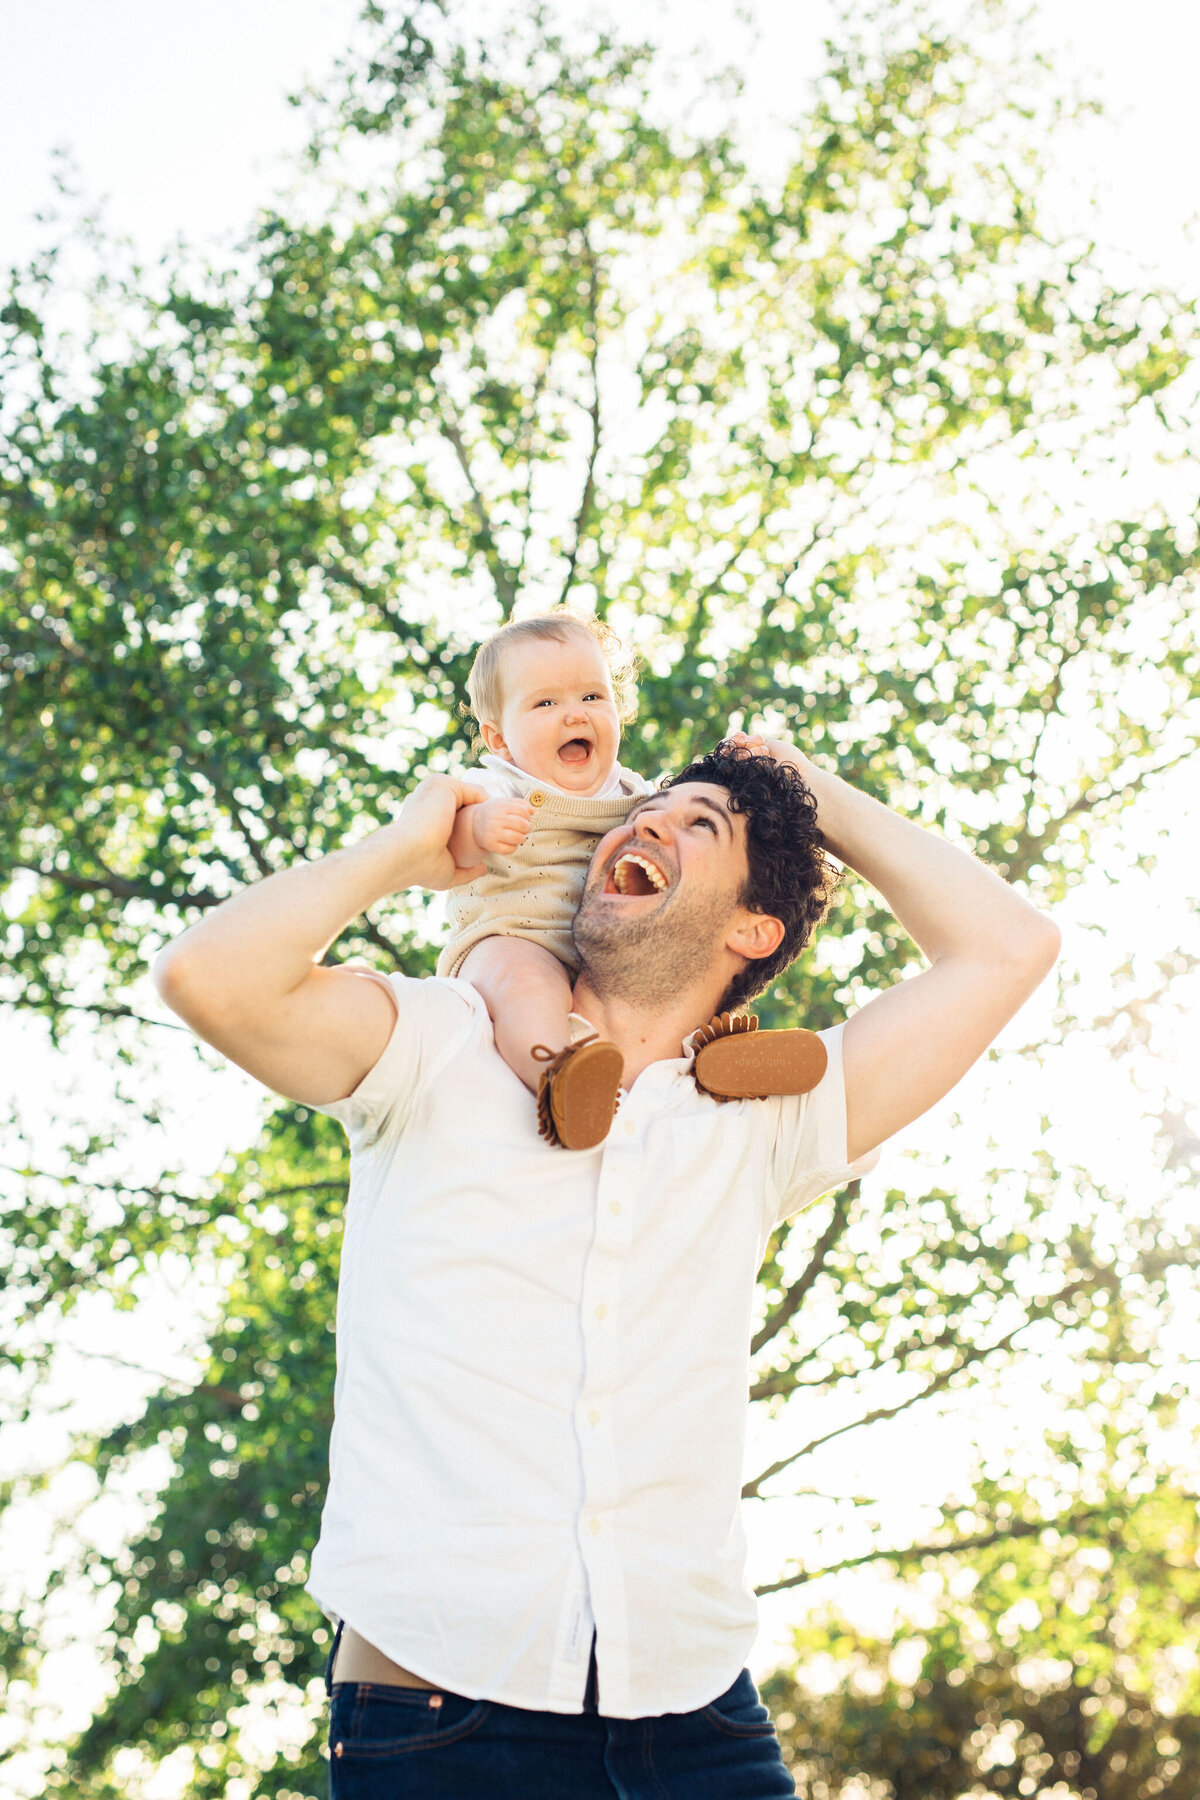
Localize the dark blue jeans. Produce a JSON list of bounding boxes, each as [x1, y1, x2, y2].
[[325, 1642, 794, 1798]]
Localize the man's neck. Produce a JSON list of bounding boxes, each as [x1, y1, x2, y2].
[[569, 975, 724, 1088]]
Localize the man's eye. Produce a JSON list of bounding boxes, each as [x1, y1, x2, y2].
[[694, 816, 717, 833]]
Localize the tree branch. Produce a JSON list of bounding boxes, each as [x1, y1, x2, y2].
[[194, 767, 279, 884], [751, 1195, 1155, 1411], [680, 498, 771, 663], [742, 1316, 1038, 1500], [435, 384, 519, 616], [751, 1186, 854, 1360], [754, 1504, 1115, 1596], [513, 363, 549, 590], [743, 1260, 1130, 1500], [558, 253, 602, 608], [1, 1166, 348, 1205], [1005, 745, 1200, 881], [6, 997, 190, 1033], [66, 1347, 199, 1387], [7, 860, 220, 910], [1025, 640, 1074, 783], [751, 1340, 857, 1404]]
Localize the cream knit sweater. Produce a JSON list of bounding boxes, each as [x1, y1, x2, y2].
[[438, 754, 655, 978]]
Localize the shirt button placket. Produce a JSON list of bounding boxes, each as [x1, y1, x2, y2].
[[575, 1113, 635, 1666]]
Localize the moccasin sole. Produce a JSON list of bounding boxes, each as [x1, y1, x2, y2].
[[694, 1028, 828, 1099], [549, 1040, 625, 1150]]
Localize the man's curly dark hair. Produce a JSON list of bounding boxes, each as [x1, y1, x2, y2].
[[663, 743, 839, 1013]]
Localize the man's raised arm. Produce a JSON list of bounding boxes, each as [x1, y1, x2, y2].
[[153, 777, 485, 1107], [754, 737, 1060, 1162]]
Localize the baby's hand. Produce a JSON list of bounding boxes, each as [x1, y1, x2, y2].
[[727, 729, 815, 778], [470, 796, 535, 856]]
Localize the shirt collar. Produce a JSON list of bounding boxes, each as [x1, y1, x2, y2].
[[569, 1011, 701, 1066]]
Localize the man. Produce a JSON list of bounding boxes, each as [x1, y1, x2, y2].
[[154, 734, 1059, 1798]]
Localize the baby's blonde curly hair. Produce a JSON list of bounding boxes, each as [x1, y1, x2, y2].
[[465, 610, 639, 728]]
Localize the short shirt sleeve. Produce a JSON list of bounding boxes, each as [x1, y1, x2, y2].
[[764, 1022, 882, 1226], [311, 972, 478, 1150]]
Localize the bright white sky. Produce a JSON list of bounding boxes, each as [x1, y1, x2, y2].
[[1, 0, 1199, 286], [1, 2, 1198, 1793]]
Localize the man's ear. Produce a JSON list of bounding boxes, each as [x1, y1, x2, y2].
[[726, 909, 786, 964], [480, 720, 511, 759]]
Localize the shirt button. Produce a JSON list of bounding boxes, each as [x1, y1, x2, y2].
[[588, 1408, 600, 1426], [588, 1517, 602, 1536], [529, 791, 546, 807], [609, 1201, 621, 1216], [594, 1303, 607, 1321]]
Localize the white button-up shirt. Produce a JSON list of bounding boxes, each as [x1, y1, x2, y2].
[[309, 975, 869, 1718]]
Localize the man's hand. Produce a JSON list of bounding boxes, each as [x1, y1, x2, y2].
[[448, 794, 533, 867], [403, 775, 490, 887], [727, 729, 815, 780]]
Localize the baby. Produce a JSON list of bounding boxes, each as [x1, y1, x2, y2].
[[438, 611, 828, 1150], [439, 612, 649, 1148]]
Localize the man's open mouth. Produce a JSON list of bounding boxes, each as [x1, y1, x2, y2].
[[605, 850, 671, 897], [558, 738, 594, 766]]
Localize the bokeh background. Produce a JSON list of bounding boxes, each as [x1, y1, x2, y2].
[[2, 3, 1198, 1796]]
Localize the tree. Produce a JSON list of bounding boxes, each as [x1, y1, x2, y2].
[[763, 1482, 1200, 1799], [1, 1, 1198, 1790], [760, 934, 1200, 1800]]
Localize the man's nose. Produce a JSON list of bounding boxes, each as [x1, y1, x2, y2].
[[633, 812, 670, 844]]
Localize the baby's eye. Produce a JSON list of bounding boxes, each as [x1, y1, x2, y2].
[[583, 691, 605, 702], [533, 698, 556, 708]]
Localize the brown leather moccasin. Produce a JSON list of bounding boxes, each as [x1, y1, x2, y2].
[[692, 1011, 828, 1100], [534, 1036, 625, 1150]]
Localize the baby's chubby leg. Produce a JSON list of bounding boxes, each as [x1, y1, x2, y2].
[[459, 936, 575, 1095]]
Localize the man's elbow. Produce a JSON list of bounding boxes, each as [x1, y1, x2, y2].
[[153, 937, 220, 1030], [1010, 909, 1061, 984]]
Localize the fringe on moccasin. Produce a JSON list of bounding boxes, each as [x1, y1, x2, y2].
[[691, 1012, 758, 1101], [533, 1040, 587, 1146]]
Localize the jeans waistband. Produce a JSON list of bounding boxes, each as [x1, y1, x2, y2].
[[325, 1621, 601, 1712]]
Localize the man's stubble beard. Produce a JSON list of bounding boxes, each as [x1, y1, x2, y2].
[[572, 880, 737, 1013]]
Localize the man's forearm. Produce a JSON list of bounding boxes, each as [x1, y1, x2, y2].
[[802, 761, 1057, 969], [151, 776, 483, 1105], [737, 732, 1059, 1159], [154, 823, 419, 1013], [154, 773, 481, 1023]]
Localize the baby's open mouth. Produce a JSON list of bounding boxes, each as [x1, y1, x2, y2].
[[608, 851, 670, 897], [558, 738, 593, 765]]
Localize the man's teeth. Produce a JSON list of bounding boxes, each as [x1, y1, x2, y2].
[[613, 853, 668, 895]]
